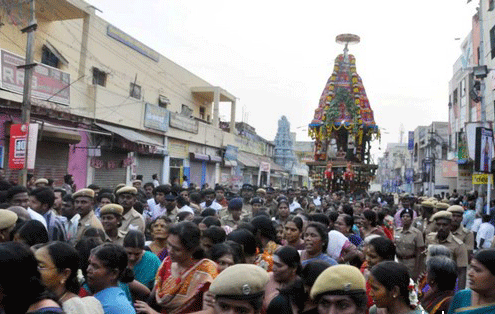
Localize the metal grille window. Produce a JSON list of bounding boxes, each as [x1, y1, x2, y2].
[[92, 68, 107, 87], [41, 46, 59, 68]]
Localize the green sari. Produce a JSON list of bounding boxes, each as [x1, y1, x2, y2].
[[448, 289, 495, 313]]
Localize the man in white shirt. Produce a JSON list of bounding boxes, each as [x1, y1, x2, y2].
[[200, 189, 223, 211], [312, 190, 321, 206], [476, 214, 495, 249], [287, 188, 301, 212]]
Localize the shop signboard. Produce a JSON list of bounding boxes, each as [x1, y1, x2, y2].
[[224, 145, 238, 161], [0, 49, 70, 105], [169, 112, 199, 133], [9, 124, 28, 169], [144, 103, 169, 132]]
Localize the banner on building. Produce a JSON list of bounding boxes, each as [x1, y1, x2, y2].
[[457, 165, 472, 191], [27, 123, 39, 169], [408, 131, 414, 151], [9, 124, 28, 169], [457, 132, 469, 164], [0, 49, 71, 105], [260, 162, 271, 172], [466, 122, 491, 160], [474, 127, 494, 173]]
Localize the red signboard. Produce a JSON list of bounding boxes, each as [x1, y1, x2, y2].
[[0, 49, 70, 105], [9, 124, 28, 169]]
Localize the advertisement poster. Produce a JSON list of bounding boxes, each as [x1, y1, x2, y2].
[[475, 127, 494, 173], [8, 124, 28, 169]]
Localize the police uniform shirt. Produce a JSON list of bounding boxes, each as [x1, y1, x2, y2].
[[104, 229, 127, 247], [119, 208, 145, 233], [220, 213, 250, 228], [395, 226, 424, 259], [452, 225, 475, 251], [76, 210, 104, 241], [426, 232, 468, 268]]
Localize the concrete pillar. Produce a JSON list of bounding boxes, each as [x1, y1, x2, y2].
[[78, 12, 91, 77], [213, 87, 220, 128], [162, 136, 170, 184], [230, 99, 236, 134], [215, 162, 220, 185]]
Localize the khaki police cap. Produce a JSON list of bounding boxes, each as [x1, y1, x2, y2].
[[430, 210, 452, 222], [0, 209, 18, 230], [256, 188, 266, 194], [421, 200, 435, 208], [116, 186, 137, 195], [34, 178, 48, 185], [209, 264, 269, 300], [435, 202, 449, 210], [132, 179, 142, 184], [72, 188, 95, 199], [100, 204, 124, 216], [447, 205, 464, 214], [310, 264, 366, 300]]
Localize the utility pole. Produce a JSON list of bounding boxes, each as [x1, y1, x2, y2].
[[18, 0, 37, 186]]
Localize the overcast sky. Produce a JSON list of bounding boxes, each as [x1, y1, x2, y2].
[[86, 0, 478, 161]]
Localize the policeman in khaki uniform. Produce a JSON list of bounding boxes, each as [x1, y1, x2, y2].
[[99, 203, 127, 246], [0, 210, 18, 242], [425, 210, 468, 289], [394, 208, 424, 280], [208, 264, 269, 314], [74, 188, 104, 241], [220, 198, 250, 229], [412, 200, 435, 237], [116, 186, 145, 233], [310, 264, 367, 314], [448, 205, 475, 256]]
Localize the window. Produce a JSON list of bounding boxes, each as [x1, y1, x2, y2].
[[130, 82, 141, 99], [460, 79, 466, 97], [490, 25, 495, 59], [41, 46, 59, 68], [199, 106, 206, 120], [490, 0, 495, 12], [92, 68, 107, 87]]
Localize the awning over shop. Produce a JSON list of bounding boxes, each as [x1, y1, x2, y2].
[[237, 151, 290, 175], [210, 155, 223, 163], [95, 123, 164, 148], [37, 122, 82, 144], [190, 152, 209, 161], [291, 166, 309, 177], [224, 160, 238, 167], [237, 151, 259, 168]]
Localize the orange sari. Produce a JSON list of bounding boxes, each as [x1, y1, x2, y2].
[[155, 256, 218, 314]]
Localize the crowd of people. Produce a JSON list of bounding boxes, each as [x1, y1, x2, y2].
[[0, 176, 495, 314]]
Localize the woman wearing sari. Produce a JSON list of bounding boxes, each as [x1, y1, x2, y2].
[[448, 249, 495, 314], [134, 221, 218, 314], [145, 216, 172, 261]]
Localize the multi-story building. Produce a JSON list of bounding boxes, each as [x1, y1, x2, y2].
[[412, 122, 452, 196], [376, 143, 411, 193], [0, 0, 239, 189]]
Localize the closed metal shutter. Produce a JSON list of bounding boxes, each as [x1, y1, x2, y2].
[[136, 155, 163, 184], [93, 151, 127, 189], [206, 163, 216, 187], [190, 161, 202, 187], [34, 141, 69, 186]]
